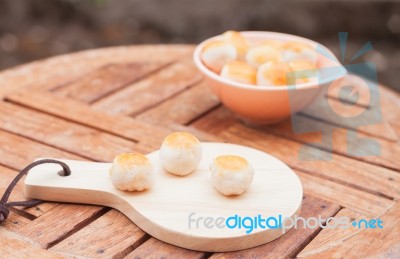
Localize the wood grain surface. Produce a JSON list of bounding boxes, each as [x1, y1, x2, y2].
[[0, 45, 399, 258]]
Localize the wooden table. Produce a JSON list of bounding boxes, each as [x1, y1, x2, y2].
[[0, 45, 399, 258]]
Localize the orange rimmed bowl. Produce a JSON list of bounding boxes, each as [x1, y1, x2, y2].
[[193, 31, 347, 125]]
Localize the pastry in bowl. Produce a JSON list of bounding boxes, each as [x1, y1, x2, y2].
[[221, 61, 257, 85], [201, 41, 237, 73]]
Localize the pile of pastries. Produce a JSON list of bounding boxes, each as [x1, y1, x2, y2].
[[201, 31, 319, 86], [109, 132, 254, 196]]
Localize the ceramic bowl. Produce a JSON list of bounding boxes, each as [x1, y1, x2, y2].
[[193, 31, 347, 125]]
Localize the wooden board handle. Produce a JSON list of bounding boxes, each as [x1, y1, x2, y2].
[[25, 159, 117, 206]]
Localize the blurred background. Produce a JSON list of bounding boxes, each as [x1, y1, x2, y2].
[[0, 0, 399, 91]]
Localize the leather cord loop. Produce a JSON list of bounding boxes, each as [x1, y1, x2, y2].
[[0, 159, 71, 222]]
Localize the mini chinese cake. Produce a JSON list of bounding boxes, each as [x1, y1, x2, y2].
[[159, 132, 202, 176], [221, 30, 250, 60], [257, 61, 293, 86], [282, 41, 318, 64], [220, 61, 257, 85], [210, 155, 254, 196], [201, 40, 237, 73], [246, 44, 281, 68], [110, 153, 155, 191], [288, 59, 318, 84]]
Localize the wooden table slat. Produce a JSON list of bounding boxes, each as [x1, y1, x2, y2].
[[265, 112, 400, 172], [92, 58, 203, 116], [0, 45, 194, 98], [0, 229, 67, 258], [55, 62, 168, 104], [0, 129, 84, 171], [0, 102, 137, 162], [51, 209, 147, 258], [297, 170, 394, 217], [124, 237, 206, 259], [136, 81, 220, 126], [0, 165, 28, 203], [302, 97, 398, 142], [298, 202, 400, 258], [0, 163, 33, 231], [16, 204, 107, 249], [1, 212, 32, 232], [6, 89, 171, 143]]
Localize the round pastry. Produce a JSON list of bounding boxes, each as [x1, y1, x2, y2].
[[159, 132, 202, 176], [257, 61, 293, 86], [246, 44, 281, 68], [221, 31, 250, 60], [210, 155, 254, 196], [109, 153, 155, 191], [220, 61, 257, 85], [282, 41, 318, 64], [201, 40, 237, 73], [288, 59, 318, 84]]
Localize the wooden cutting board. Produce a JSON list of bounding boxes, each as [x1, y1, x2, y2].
[[24, 142, 303, 252]]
